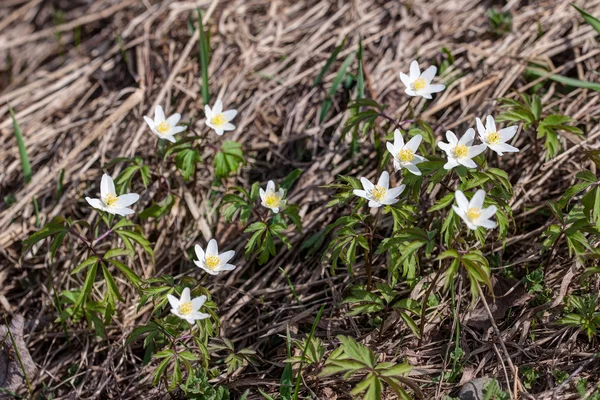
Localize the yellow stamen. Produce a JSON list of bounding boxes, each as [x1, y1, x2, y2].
[[453, 144, 468, 159], [264, 193, 281, 209], [179, 301, 193, 315], [205, 255, 220, 270], [466, 207, 481, 221], [210, 114, 227, 127], [487, 132, 501, 145], [370, 186, 387, 201], [103, 193, 118, 207], [412, 78, 427, 91], [398, 148, 415, 163], [156, 121, 171, 134]]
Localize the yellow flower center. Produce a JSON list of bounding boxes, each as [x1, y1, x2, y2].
[[103, 193, 118, 207], [179, 301, 193, 315], [412, 78, 427, 91], [453, 144, 469, 159], [370, 186, 387, 201], [205, 255, 220, 270], [487, 132, 501, 145], [398, 148, 415, 163], [156, 121, 171, 134], [210, 113, 227, 127], [466, 207, 481, 221], [264, 193, 281, 208]]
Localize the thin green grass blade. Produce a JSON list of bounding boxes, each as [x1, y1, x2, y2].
[[319, 52, 356, 123], [527, 67, 600, 92], [356, 37, 364, 100], [293, 304, 325, 399], [196, 8, 210, 105], [9, 106, 32, 183], [572, 3, 600, 35], [3, 318, 32, 395], [313, 36, 347, 87]]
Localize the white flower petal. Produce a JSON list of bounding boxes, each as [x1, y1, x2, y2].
[[405, 134, 422, 152], [206, 239, 218, 257], [86, 197, 104, 210], [213, 99, 223, 115], [454, 190, 468, 212], [399, 72, 412, 87], [101, 174, 115, 198], [353, 189, 368, 200], [377, 171, 389, 189], [459, 158, 477, 169], [167, 294, 179, 310], [480, 205, 497, 220], [459, 128, 475, 146], [393, 129, 404, 147], [470, 189, 486, 209], [423, 84, 445, 93], [498, 126, 518, 142], [221, 122, 236, 131], [445, 131, 458, 145], [222, 110, 237, 121], [478, 219, 497, 229], [217, 263, 236, 271], [267, 180, 275, 192], [194, 244, 205, 261], [191, 295, 207, 311], [360, 177, 374, 191], [420, 65, 437, 83], [180, 287, 191, 303], [368, 200, 382, 208], [409, 60, 420, 80], [467, 144, 486, 158], [486, 115, 496, 133], [404, 163, 421, 176], [219, 250, 235, 265], [110, 207, 135, 216], [115, 193, 139, 208], [475, 117, 486, 136], [154, 105, 165, 122]]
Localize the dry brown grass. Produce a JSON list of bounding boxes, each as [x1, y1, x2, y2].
[[1, 0, 600, 399]]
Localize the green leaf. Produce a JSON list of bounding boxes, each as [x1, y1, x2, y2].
[[280, 169, 303, 191], [313, 36, 347, 87], [74, 261, 98, 312], [572, 3, 600, 35], [72, 256, 99, 275], [107, 258, 142, 287], [9, 105, 32, 184], [319, 52, 356, 123], [214, 140, 244, 178], [527, 67, 600, 92], [196, 8, 211, 105], [102, 264, 123, 302]]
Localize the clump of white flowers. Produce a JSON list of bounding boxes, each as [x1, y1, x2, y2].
[[354, 171, 405, 208], [386, 130, 427, 176], [85, 174, 139, 216], [438, 129, 486, 170], [260, 180, 286, 213], [194, 239, 236, 276], [204, 99, 237, 136], [476, 115, 519, 156], [167, 287, 209, 324], [143, 105, 186, 143], [400, 60, 446, 99], [453, 189, 497, 230]]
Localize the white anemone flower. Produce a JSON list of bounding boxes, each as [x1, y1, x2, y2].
[[399, 60, 446, 99], [476, 115, 519, 156], [353, 171, 405, 208], [438, 129, 486, 170], [386, 129, 427, 176], [167, 287, 209, 324], [259, 180, 286, 213], [194, 239, 236, 276], [143, 105, 186, 143], [453, 189, 497, 230], [204, 99, 237, 136], [85, 174, 139, 216]]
